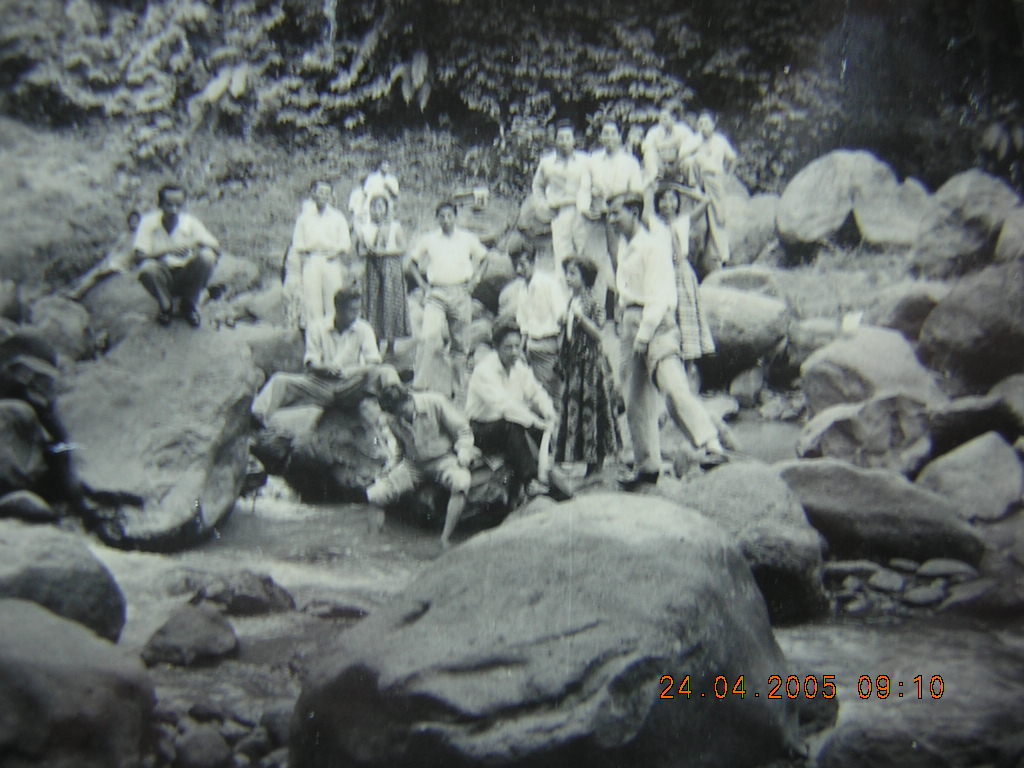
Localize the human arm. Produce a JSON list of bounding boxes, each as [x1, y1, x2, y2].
[[468, 235, 489, 289], [721, 135, 738, 174], [407, 235, 430, 292]]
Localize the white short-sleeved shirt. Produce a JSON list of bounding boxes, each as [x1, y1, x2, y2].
[[303, 317, 381, 374], [291, 202, 352, 256], [134, 211, 219, 258], [410, 227, 487, 286], [694, 133, 737, 176]]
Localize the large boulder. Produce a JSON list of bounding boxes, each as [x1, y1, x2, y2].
[[291, 494, 802, 768], [205, 252, 261, 301], [994, 203, 1024, 263], [797, 392, 932, 476], [223, 324, 304, 380], [0, 519, 126, 641], [28, 294, 95, 363], [0, 598, 155, 768], [911, 169, 1020, 278], [728, 193, 780, 266], [801, 326, 946, 416], [990, 373, 1024, 434], [915, 432, 1023, 522], [777, 459, 985, 565], [0, 399, 49, 496], [697, 284, 790, 387], [251, 404, 393, 502], [777, 151, 928, 258], [918, 262, 1024, 394], [927, 393, 1024, 456], [669, 462, 827, 623], [865, 280, 951, 342], [80, 272, 155, 348], [59, 325, 262, 550]]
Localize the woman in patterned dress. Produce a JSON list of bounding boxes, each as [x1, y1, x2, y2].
[[554, 256, 621, 478], [653, 185, 716, 386], [358, 194, 410, 355]]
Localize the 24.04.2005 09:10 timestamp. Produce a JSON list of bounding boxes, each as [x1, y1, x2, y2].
[[658, 675, 945, 700]]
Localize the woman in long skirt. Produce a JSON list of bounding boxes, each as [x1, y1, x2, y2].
[[555, 256, 620, 478], [358, 194, 410, 355]]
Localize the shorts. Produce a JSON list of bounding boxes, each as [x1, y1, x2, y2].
[[366, 453, 471, 505]]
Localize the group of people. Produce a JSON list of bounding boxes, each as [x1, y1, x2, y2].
[[71, 102, 739, 548]]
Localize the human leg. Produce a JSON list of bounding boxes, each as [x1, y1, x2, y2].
[[619, 311, 661, 475], [138, 260, 173, 319], [654, 355, 720, 451], [525, 336, 561, 403], [411, 293, 450, 394], [251, 372, 334, 424], [426, 454, 472, 547], [444, 285, 473, 402]]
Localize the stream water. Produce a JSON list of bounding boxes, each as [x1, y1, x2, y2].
[[86, 423, 1024, 765]]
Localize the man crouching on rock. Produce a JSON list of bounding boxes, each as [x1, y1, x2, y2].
[[133, 184, 220, 328], [366, 384, 480, 549]]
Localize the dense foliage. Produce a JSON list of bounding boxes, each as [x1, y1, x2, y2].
[[1, 0, 1022, 193]]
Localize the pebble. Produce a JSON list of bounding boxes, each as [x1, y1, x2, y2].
[[902, 582, 947, 606], [843, 594, 873, 616], [888, 557, 920, 573], [174, 722, 231, 768], [824, 559, 882, 580], [939, 577, 998, 612], [867, 568, 906, 593], [917, 558, 978, 580], [235, 726, 271, 760]]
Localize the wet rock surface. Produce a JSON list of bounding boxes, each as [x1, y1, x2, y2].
[[291, 494, 802, 768]]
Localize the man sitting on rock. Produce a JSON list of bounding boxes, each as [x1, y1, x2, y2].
[[466, 319, 569, 499], [252, 288, 384, 425], [366, 383, 479, 549], [133, 184, 220, 328]]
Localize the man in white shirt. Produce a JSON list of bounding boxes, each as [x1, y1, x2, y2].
[[285, 180, 353, 330], [366, 384, 478, 549], [692, 110, 738, 275], [134, 185, 220, 328], [642, 103, 701, 188], [252, 288, 383, 424], [610, 193, 727, 487], [579, 119, 645, 313], [409, 200, 489, 398], [508, 246, 567, 401], [531, 120, 590, 268], [466, 320, 557, 498]]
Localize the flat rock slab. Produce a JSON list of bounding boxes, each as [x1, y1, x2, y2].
[[292, 494, 802, 768], [776, 458, 985, 565], [60, 324, 262, 550]]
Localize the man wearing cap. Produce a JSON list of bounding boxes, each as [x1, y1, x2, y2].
[[408, 200, 489, 399], [531, 119, 591, 268], [609, 193, 728, 487], [366, 383, 479, 549]]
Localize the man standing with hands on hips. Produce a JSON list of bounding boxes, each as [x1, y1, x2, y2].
[[409, 200, 489, 400]]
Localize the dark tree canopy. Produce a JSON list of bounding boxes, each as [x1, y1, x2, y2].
[[1, 0, 1021, 191]]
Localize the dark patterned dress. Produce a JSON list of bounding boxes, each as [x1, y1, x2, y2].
[[555, 291, 620, 464], [360, 219, 410, 344]]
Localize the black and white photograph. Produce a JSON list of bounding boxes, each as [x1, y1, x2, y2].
[[1, 1, 1023, 766]]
